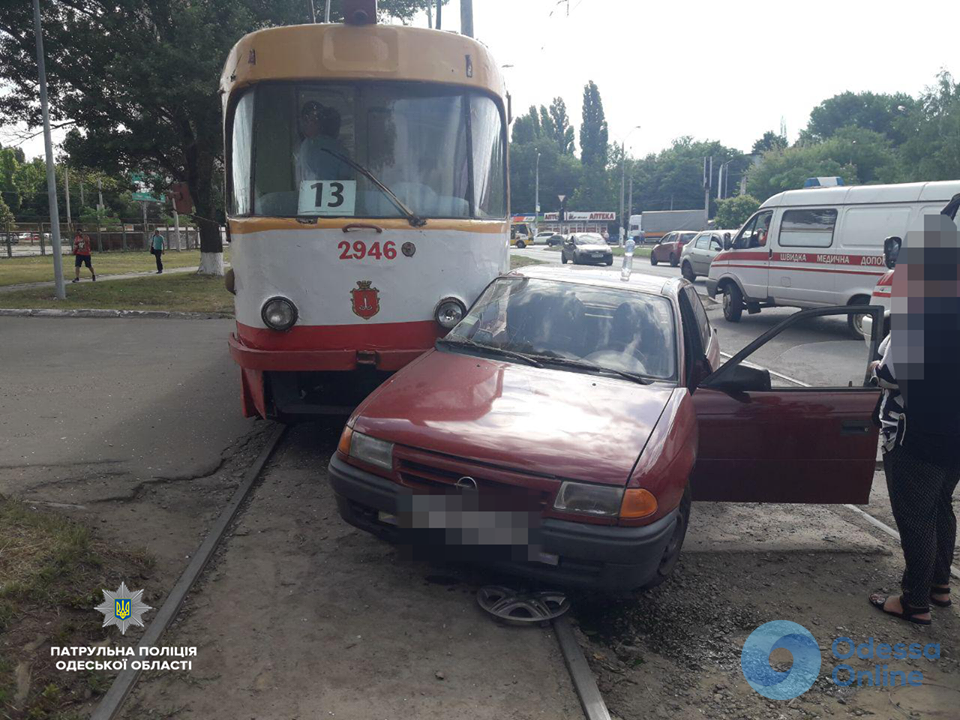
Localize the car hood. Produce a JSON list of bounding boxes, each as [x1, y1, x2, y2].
[[576, 243, 611, 252], [351, 350, 676, 486]]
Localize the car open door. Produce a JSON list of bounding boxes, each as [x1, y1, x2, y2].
[[690, 306, 883, 504]]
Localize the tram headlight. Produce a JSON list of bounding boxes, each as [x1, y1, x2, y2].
[[261, 297, 298, 332], [435, 298, 467, 330]]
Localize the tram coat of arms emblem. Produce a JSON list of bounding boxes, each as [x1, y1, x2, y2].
[[351, 281, 381, 320]]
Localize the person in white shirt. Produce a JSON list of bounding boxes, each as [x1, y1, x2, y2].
[[295, 101, 352, 185]]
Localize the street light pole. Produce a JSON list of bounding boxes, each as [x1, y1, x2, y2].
[[535, 150, 541, 221], [461, 0, 474, 37], [32, 0, 65, 300], [618, 126, 640, 246]]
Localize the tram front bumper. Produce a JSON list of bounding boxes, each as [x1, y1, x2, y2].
[[228, 333, 424, 372]]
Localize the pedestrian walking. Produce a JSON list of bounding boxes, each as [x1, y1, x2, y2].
[[71, 226, 96, 283], [869, 213, 960, 626], [150, 229, 164, 274]]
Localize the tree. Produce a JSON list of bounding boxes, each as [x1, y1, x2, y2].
[[715, 195, 760, 230], [801, 90, 917, 145], [898, 71, 960, 182], [752, 131, 788, 155], [0, 0, 444, 275], [579, 81, 608, 169], [548, 97, 575, 155], [0, 195, 14, 228], [512, 106, 542, 145]]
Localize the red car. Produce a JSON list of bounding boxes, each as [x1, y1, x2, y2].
[[329, 267, 882, 591], [650, 231, 698, 267]]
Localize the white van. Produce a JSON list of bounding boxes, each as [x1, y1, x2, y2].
[[705, 180, 960, 336]]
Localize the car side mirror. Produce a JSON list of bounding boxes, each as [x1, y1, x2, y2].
[[723, 238, 733, 251], [700, 363, 772, 393], [883, 236, 901, 269]]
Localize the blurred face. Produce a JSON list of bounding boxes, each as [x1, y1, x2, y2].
[[300, 108, 321, 139]]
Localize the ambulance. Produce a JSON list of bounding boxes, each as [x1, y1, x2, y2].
[[705, 180, 960, 337]]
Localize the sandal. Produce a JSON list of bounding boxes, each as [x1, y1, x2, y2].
[[931, 586, 951, 608], [869, 593, 932, 626]]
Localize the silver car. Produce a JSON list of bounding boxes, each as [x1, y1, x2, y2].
[[561, 233, 614, 266], [680, 230, 734, 281]]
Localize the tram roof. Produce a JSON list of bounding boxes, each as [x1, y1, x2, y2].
[[220, 24, 506, 101]]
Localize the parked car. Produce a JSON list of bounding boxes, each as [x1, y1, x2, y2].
[[679, 230, 734, 281], [650, 231, 698, 267], [546, 233, 565, 247], [561, 233, 614, 266], [328, 266, 882, 591], [534, 232, 555, 246], [706, 180, 960, 337]]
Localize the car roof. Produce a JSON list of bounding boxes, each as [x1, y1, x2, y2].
[[509, 265, 682, 298]]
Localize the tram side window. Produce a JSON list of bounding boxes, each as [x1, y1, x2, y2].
[[471, 96, 506, 218], [230, 92, 254, 215]]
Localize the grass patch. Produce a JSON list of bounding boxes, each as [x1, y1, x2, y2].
[[0, 496, 154, 719], [0, 273, 234, 314], [0, 249, 229, 288], [509, 255, 546, 269]]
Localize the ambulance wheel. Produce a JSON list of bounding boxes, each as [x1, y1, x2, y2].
[[681, 261, 696, 282], [722, 284, 743, 323], [650, 254, 659, 266], [669, 253, 679, 267], [848, 295, 871, 339], [642, 484, 691, 589]]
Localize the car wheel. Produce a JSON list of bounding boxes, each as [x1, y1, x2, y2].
[[561, 253, 568, 264], [669, 253, 678, 267], [681, 261, 696, 282], [572, 254, 580, 265], [605, 257, 614, 266], [516, 240, 526, 249], [650, 253, 659, 266], [847, 295, 871, 339], [642, 484, 691, 589], [722, 283, 744, 323]]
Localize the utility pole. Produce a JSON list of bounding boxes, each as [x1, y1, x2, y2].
[[535, 150, 541, 220], [324, 0, 331, 22], [627, 177, 633, 237], [436, 0, 442, 29], [64, 165, 71, 227], [427, 2, 432, 28], [703, 156, 713, 227], [32, 0, 65, 299], [619, 141, 626, 246], [461, 0, 474, 37], [80, 179, 85, 206]]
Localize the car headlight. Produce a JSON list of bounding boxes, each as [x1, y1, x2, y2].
[[344, 430, 394, 471], [261, 297, 298, 331], [553, 481, 624, 517], [435, 297, 466, 330]]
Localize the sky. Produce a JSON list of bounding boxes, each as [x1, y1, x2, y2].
[[11, 0, 958, 161]]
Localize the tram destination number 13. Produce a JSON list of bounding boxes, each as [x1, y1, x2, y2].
[[298, 179, 357, 216]]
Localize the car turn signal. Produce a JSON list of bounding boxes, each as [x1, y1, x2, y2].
[[337, 425, 353, 456], [620, 488, 658, 519]]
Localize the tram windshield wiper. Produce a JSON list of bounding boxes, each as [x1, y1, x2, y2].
[[436, 337, 544, 368], [527, 355, 652, 385], [322, 149, 427, 228]]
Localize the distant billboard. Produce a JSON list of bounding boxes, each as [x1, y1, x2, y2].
[[542, 211, 616, 222]]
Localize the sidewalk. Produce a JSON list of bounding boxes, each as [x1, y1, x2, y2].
[[0, 265, 202, 294]]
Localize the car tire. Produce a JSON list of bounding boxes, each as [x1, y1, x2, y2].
[[847, 295, 871, 339], [561, 253, 568, 264], [605, 256, 614, 266], [681, 261, 696, 282], [641, 484, 691, 589], [722, 283, 744, 323], [572, 254, 580, 265], [669, 253, 678, 267], [650, 253, 659, 266], [516, 240, 526, 249]]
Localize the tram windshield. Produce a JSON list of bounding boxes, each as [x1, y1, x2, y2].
[[230, 83, 507, 220]]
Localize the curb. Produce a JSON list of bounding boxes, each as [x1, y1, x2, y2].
[[0, 308, 232, 320]]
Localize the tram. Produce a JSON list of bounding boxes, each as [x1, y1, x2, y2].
[[220, 6, 510, 419]]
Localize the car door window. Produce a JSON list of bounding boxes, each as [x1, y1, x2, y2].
[[733, 216, 757, 249], [683, 286, 711, 351], [710, 236, 723, 252], [695, 236, 708, 250]]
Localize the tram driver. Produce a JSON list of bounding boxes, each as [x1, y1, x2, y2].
[[295, 101, 353, 184]]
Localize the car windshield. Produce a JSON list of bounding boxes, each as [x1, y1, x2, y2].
[[575, 235, 604, 245], [230, 82, 506, 219], [445, 277, 678, 381]]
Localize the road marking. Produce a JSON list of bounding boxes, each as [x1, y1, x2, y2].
[[717, 352, 959, 581], [90, 424, 287, 720]]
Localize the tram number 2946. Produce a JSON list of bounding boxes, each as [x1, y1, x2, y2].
[[338, 240, 398, 261]]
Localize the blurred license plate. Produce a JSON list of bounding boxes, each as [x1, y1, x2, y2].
[[397, 493, 541, 547]]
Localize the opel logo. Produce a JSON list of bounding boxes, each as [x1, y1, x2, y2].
[[456, 476, 478, 491]]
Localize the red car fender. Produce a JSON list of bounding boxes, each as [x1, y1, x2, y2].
[[622, 388, 698, 526]]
